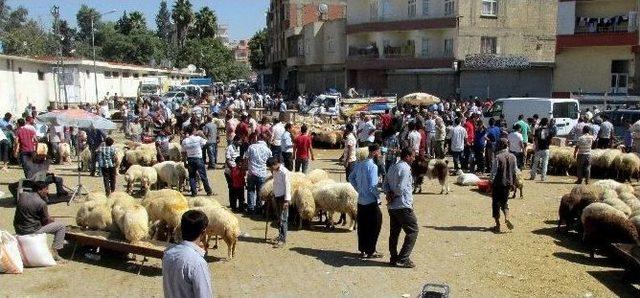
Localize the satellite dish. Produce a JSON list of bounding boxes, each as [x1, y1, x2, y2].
[[187, 64, 197, 72], [318, 3, 328, 14]]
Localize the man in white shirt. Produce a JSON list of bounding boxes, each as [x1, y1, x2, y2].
[[99, 101, 110, 119], [450, 118, 468, 172], [243, 134, 273, 214], [407, 122, 421, 155], [270, 115, 286, 160], [181, 127, 213, 197], [356, 115, 376, 146], [507, 124, 525, 169], [267, 156, 291, 248], [343, 123, 357, 180]]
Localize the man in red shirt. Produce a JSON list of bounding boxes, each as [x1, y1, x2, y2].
[[379, 109, 392, 132], [14, 118, 37, 178], [235, 114, 250, 155], [463, 113, 476, 171], [293, 124, 314, 173]]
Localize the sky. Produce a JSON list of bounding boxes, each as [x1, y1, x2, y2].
[[6, 0, 268, 41]]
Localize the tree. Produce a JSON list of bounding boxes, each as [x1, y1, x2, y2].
[[54, 20, 76, 56], [192, 7, 217, 39], [175, 37, 245, 82], [76, 5, 100, 41], [1, 20, 56, 56], [155, 0, 172, 42], [171, 0, 193, 47], [4, 6, 28, 31], [116, 11, 146, 35], [115, 11, 130, 34], [248, 28, 267, 70]]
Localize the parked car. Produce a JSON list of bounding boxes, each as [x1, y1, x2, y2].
[[161, 91, 187, 103]]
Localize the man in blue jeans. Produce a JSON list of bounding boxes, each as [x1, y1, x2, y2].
[[244, 133, 272, 214], [202, 116, 219, 169], [181, 127, 213, 197], [267, 157, 291, 248]]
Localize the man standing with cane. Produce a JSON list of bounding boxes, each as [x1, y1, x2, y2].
[[267, 157, 291, 248], [383, 148, 419, 268], [349, 144, 383, 259]]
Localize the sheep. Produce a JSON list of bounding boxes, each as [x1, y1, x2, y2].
[[603, 196, 633, 217], [36, 143, 48, 156], [79, 147, 92, 172], [557, 185, 603, 232], [548, 146, 575, 175], [189, 196, 222, 208], [58, 143, 71, 164], [511, 169, 524, 199], [124, 165, 143, 194], [630, 215, 640, 235], [153, 161, 188, 191], [592, 149, 622, 178], [121, 205, 150, 243], [619, 192, 640, 212], [312, 182, 358, 231], [617, 153, 640, 182], [192, 206, 240, 260], [307, 169, 329, 184], [412, 158, 450, 194], [140, 166, 158, 193], [142, 189, 189, 241], [124, 146, 157, 166], [581, 202, 639, 258], [76, 198, 112, 231], [167, 142, 182, 162], [293, 185, 316, 229]]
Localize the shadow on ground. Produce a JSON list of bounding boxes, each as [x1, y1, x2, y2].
[[289, 247, 388, 268], [424, 225, 492, 232]]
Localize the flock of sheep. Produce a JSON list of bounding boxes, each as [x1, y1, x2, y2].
[[548, 147, 640, 181], [558, 179, 640, 257]]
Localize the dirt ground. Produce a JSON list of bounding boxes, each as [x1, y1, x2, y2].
[[1, 142, 639, 297]]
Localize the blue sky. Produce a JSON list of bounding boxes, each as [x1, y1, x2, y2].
[[6, 0, 268, 40]]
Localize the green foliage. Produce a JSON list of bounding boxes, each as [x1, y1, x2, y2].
[[76, 5, 100, 41], [172, 0, 193, 46], [248, 28, 267, 70], [192, 7, 217, 39], [54, 20, 76, 56], [175, 38, 249, 81], [116, 10, 147, 35], [2, 20, 56, 56], [155, 1, 172, 42]]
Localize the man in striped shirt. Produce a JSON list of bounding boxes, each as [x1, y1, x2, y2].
[[574, 126, 595, 185]]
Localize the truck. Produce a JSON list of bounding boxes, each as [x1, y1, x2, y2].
[[138, 77, 166, 96], [188, 77, 213, 94], [305, 93, 397, 116]]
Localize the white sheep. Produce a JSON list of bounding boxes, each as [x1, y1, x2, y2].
[[192, 205, 240, 260], [125, 146, 157, 166], [293, 185, 315, 228], [581, 202, 639, 257], [619, 192, 640, 212], [189, 196, 222, 208], [307, 169, 329, 184], [58, 143, 71, 164], [153, 161, 188, 191], [312, 182, 358, 230], [76, 198, 112, 231], [603, 196, 633, 217], [124, 165, 143, 194], [618, 153, 640, 182], [140, 166, 158, 193], [142, 189, 189, 240], [122, 204, 150, 243], [167, 142, 182, 162], [79, 147, 92, 172]]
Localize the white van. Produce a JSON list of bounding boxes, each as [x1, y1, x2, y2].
[[483, 98, 580, 136]]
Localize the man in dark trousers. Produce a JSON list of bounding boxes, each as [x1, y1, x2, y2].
[[349, 144, 383, 259], [383, 148, 419, 268], [490, 138, 516, 233]]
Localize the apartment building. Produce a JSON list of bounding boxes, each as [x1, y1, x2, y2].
[[231, 40, 250, 65], [554, 0, 639, 97], [266, 0, 347, 93], [346, 0, 556, 98]]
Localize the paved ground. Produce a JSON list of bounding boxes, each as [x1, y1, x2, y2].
[[1, 143, 639, 297]]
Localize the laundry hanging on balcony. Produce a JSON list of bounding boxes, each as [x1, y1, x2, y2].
[[575, 15, 630, 33]]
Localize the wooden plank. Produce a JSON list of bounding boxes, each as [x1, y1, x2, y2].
[[65, 226, 166, 259]]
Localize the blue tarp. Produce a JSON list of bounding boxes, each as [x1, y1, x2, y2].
[[189, 78, 213, 86]]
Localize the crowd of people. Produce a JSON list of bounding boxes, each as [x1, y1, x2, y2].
[[10, 89, 640, 297]]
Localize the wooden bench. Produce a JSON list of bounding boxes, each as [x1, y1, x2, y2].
[[65, 226, 167, 274]]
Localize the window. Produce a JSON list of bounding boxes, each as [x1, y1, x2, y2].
[[37, 70, 44, 81], [18, 67, 22, 74], [421, 38, 430, 57], [104, 71, 111, 78], [5, 59, 10, 70], [553, 102, 579, 119], [482, 0, 498, 16], [444, 0, 454, 16], [327, 36, 335, 53], [112, 72, 120, 77], [122, 72, 130, 78], [85, 70, 90, 76], [133, 73, 139, 78], [444, 38, 453, 56], [481, 37, 497, 54], [370, 1, 379, 21], [422, 0, 429, 16], [381, 0, 391, 20], [142, 74, 148, 77], [408, 0, 416, 18]]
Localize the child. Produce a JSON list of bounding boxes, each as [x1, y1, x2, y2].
[[230, 156, 246, 212]]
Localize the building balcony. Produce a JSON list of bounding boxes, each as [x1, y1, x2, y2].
[[556, 31, 639, 53], [287, 56, 305, 67], [346, 17, 457, 34], [346, 55, 454, 70]]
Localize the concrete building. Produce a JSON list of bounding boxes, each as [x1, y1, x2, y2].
[[266, 0, 347, 93], [217, 24, 231, 46], [0, 54, 201, 115], [346, 0, 556, 98], [231, 39, 250, 64], [554, 0, 639, 97]]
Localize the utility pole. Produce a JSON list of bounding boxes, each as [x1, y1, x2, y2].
[[52, 6, 69, 108]]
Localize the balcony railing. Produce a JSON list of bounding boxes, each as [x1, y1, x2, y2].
[[383, 44, 415, 58], [575, 20, 631, 34], [348, 45, 380, 58]]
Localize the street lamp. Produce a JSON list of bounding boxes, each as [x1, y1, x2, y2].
[[92, 9, 117, 103]]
